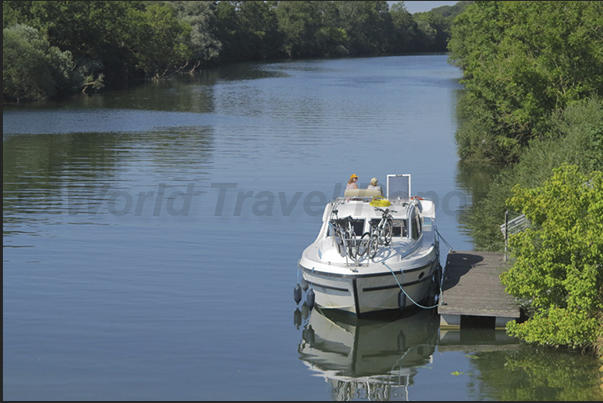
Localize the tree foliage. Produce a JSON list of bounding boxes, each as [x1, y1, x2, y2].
[[449, 3, 603, 352], [126, 2, 192, 78], [169, 1, 221, 71], [215, 1, 282, 61], [449, 1, 603, 164], [389, 2, 418, 53], [464, 97, 603, 252], [3, 24, 79, 101], [500, 165, 603, 349], [274, 1, 323, 58], [336, 1, 393, 55]]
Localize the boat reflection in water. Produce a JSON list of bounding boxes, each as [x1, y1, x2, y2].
[[296, 306, 439, 401]]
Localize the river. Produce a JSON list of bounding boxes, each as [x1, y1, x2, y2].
[[3, 55, 602, 400]]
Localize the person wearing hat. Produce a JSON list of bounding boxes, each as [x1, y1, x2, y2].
[[367, 177, 383, 196], [346, 174, 359, 189]]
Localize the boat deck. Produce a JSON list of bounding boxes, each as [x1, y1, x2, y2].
[[438, 251, 521, 328]]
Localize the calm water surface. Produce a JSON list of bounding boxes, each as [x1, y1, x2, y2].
[[4, 55, 602, 400]]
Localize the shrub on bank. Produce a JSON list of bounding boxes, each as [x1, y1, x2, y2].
[[3, 24, 76, 102], [501, 165, 603, 350]]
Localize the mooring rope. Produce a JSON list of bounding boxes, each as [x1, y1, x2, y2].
[[434, 224, 454, 253], [433, 224, 454, 252], [382, 262, 439, 310]]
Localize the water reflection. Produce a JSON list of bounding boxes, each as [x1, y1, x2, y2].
[[439, 327, 603, 400], [296, 307, 439, 401], [3, 127, 214, 242]]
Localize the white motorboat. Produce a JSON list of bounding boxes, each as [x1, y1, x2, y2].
[[298, 174, 441, 317]]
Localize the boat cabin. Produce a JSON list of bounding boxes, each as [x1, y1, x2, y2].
[[323, 196, 421, 241], [319, 174, 425, 241]]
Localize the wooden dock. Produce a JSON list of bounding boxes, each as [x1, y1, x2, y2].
[[438, 251, 521, 328]]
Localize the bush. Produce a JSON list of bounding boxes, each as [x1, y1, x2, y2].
[[501, 165, 603, 349], [3, 24, 78, 102]]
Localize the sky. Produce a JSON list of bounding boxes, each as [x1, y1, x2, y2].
[[390, 1, 459, 14]]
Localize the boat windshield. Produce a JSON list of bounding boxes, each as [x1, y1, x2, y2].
[[392, 219, 407, 237], [368, 218, 408, 238]]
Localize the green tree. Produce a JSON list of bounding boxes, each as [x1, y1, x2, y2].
[[449, 1, 603, 164], [213, 1, 241, 61], [336, 1, 393, 55], [125, 2, 191, 79], [169, 1, 222, 72], [25, 1, 134, 86], [275, 1, 322, 58], [215, 1, 282, 61], [313, 1, 349, 57], [3, 0, 29, 28], [389, 2, 418, 53], [413, 11, 450, 52], [3, 24, 78, 101], [237, 1, 281, 59], [13, 1, 192, 84], [501, 165, 603, 349]]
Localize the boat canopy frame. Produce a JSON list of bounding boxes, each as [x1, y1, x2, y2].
[[387, 174, 411, 199]]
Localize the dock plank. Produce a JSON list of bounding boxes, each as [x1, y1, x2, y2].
[[438, 251, 520, 328]]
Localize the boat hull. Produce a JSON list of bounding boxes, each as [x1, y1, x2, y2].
[[299, 258, 438, 317]]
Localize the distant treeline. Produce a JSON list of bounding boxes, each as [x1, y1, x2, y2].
[[3, 0, 469, 102]]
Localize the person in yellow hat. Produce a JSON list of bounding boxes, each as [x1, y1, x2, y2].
[[347, 174, 359, 190]]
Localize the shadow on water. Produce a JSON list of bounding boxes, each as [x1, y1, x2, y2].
[[294, 306, 439, 401]]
